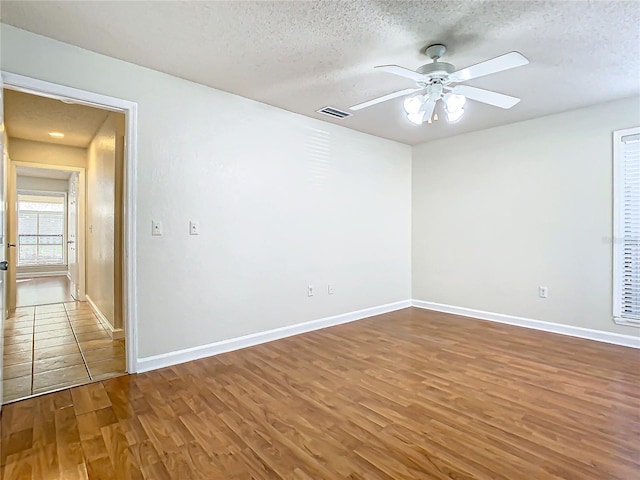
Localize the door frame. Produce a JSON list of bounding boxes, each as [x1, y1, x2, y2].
[[66, 173, 80, 300], [1, 71, 139, 373], [12, 166, 85, 299], [0, 86, 7, 410]]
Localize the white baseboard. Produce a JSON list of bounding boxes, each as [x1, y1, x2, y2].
[[137, 299, 412, 373], [412, 299, 640, 349], [85, 295, 124, 340]]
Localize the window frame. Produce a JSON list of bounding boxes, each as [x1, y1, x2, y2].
[[613, 126, 640, 327], [16, 190, 68, 268]]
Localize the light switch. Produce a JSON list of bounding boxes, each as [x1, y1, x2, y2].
[[189, 221, 200, 235], [152, 220, 163, 236]]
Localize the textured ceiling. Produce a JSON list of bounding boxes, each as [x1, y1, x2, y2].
[[1, 1, 639, 145], [3, 89, 109, 147]]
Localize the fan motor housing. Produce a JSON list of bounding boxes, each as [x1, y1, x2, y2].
[[417, 61, 455, 77]]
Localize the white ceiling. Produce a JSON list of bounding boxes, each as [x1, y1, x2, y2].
[[1, 1, 639, 145], [3, 89, 110, 148], [16, 166, 71, 180]]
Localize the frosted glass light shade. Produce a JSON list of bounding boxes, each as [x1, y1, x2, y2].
[[443, 93, 466, 123], [403, 95, 423, 115], [445, 108, 464, 123], [444, 93, 466, 111], [407, 112, 425, 125]]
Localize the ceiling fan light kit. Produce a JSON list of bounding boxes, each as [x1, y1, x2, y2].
[[407, 111, 426, 126], [443, 93, 466, 123], [403, 95, 423, 115], [350, 44, 529, 127]]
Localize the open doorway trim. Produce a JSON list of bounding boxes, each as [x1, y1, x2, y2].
[[1, 71, 139, 373]]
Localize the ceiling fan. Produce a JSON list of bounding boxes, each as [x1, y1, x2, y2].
[[349, 44, 529, 125]]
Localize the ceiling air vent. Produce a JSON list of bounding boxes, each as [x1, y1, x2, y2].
[[316, 106, 352, 119]]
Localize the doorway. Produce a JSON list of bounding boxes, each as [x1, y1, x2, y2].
[[1, 85, 130, 403], [15, 187, 73, 306]]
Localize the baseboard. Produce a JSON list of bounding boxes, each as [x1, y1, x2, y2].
[[137, 299, 412, 373], [109, 328, 125, 340], [85, 295, 124, 340], [412, 299, 640, 349]]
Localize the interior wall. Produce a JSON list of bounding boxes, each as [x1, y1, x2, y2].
[[86, 113, 123, 330], [0, 25, 413, 359], [8, 137, 86, 168], [412, 97, 640, 336], [17, 175, 68, 192]]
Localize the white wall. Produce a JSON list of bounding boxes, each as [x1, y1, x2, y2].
[[0, 25, 412, 359], [8, 137, 86, 168], [17, 175, 68, 192], [413, 98, 640, 336]]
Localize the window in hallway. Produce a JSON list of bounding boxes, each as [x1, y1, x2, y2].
[[17, 193, 66, 267]]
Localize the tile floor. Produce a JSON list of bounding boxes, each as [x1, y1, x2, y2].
[[16, 275, 73, 307], [2, 302, 126, 403]]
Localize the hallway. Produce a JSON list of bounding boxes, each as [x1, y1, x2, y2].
[[2, 301, 125, 403], [16, 275, 73, 307]]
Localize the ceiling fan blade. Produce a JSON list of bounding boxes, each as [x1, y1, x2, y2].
[[451, 52, 529, 82], [349, 87, 422, 111], [374, 65, 426, 82], [453, 85, 520, 109]]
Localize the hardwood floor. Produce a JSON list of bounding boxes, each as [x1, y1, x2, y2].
[[16, 276, 73, 307], [3, 302, 126, 403], [1, 307, 638, 479]]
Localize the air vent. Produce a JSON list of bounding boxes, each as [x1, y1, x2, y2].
[[316, 106, 352, 119]]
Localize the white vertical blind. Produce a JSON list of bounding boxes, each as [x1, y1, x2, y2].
[[614, 127, 640, 326]]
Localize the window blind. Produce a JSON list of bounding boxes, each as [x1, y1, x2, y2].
[[17, 194, 66, 267], [614, 127, 640, 326]]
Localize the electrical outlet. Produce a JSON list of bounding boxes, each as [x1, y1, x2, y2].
[[189, 220, 200, 235], [328, 283, 334, 295], [539, 286, 548, 298], [152, 220, 163, 236], [308, 285, 314, 297]]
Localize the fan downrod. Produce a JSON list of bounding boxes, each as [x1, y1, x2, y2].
[[417, 44, 454, 77]]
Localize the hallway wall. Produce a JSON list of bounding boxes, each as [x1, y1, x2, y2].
[[8, 138, 86, 168], [86, 112, 124, 332], [16, 176, 68, 192]]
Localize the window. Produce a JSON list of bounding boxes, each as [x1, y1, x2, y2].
[[17, 193, 66, 267], [613, 127, 640, 327]]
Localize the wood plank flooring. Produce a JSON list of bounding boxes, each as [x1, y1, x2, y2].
[[3, 302, 126, 403], [1, 307, 639, 479]]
